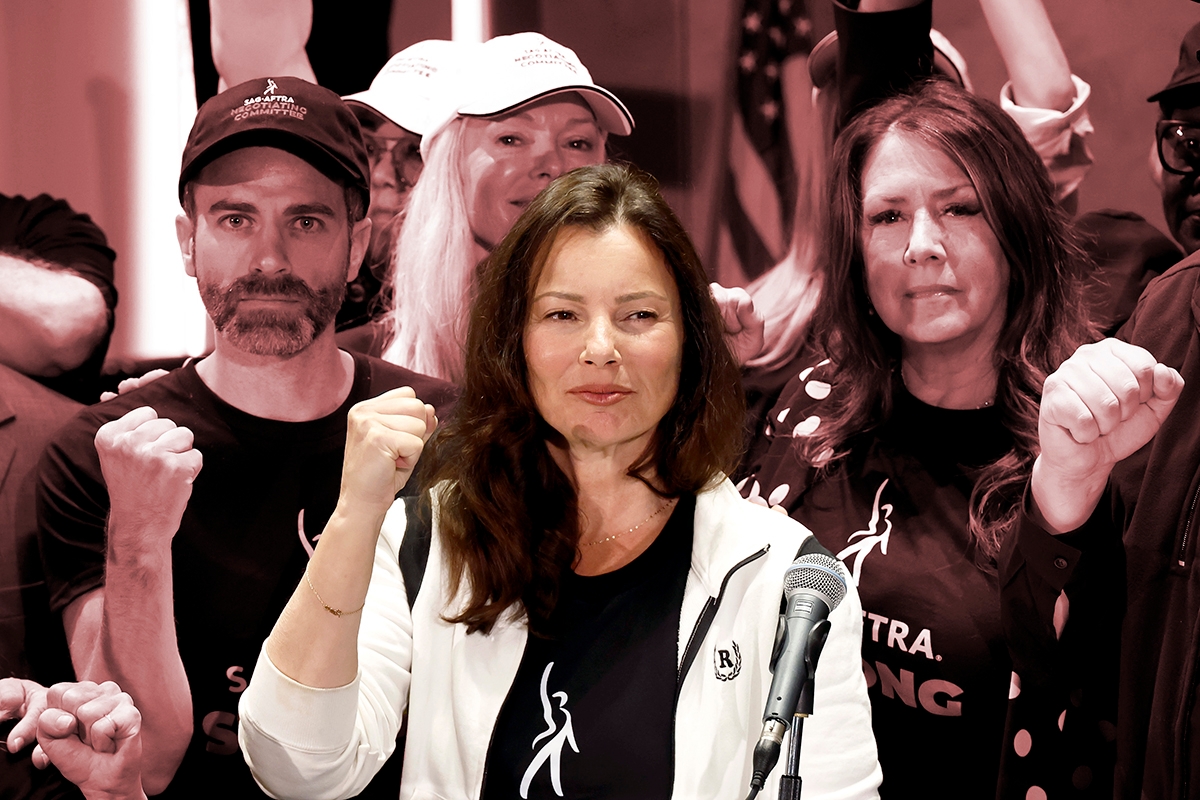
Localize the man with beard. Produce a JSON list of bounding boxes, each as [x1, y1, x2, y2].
[[27, 77, 457, 799]]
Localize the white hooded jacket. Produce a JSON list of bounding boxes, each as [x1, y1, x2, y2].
[[238, 479, 882, 799]]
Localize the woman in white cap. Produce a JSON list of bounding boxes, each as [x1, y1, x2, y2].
[[336, 39, 465, 336], [380, 32, 634, 383]]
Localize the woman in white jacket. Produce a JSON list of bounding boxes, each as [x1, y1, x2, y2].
[[238, 163, 881, 800]]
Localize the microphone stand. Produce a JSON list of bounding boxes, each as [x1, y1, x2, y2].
[[778, 625, 827, 800]]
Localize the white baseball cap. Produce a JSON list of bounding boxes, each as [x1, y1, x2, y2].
[[452, 32, 633, 137], [343, 39, 468, 136]]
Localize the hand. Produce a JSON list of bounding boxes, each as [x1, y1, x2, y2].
[[100, 370, 170, 403], [1033, 339, 1184, 531], [94, 407, 203, 551], [710, 282, 764, 365], [340, 387, 437, 514], [1, 677, 48, 755], [33, 681, 145, 800]]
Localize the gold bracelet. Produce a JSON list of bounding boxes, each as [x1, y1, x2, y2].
[[304, 568, 365, 617]]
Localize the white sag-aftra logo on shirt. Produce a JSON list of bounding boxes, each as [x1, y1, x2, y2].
[[519, 662, 579, 798]]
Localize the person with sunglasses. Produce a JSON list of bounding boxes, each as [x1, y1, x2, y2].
[[335, 40, 465, 335], [1070, 23, 1200, 336], [1153, 29, 1200, 262], [1003, 18, 1200, 800]]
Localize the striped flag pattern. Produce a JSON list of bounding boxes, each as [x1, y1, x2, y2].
[[717, 0, 814, 286]]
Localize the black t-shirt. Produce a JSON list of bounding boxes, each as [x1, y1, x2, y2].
[[37, 352, 456, 799], [737, 352, 1012, 798], [0, 193, 118, 403], [482, 496, 695, 800]]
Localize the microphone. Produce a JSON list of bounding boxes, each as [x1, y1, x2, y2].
[[747, 552, 848, 796]]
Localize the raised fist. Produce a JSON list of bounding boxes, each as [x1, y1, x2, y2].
[[94, 406, 203, 550], [340, 387, 437, 514], [1040, 339, 1183, 476], [710, 282, 765, 365], [1033, 338, 1184, 532]]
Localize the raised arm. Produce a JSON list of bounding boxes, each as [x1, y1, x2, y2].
[[979, 0, 1074, 112], [0, 255, 108, 378], [979, 0, 1093, 206], [60, 407, 202, 795], [238, 388, 433, 799], [209, 0, 316, 90], [1031, 339, 1183, 533], [263, 387, 435, 688], [830, 0, 932, 131], [0, 194, 115, 380]]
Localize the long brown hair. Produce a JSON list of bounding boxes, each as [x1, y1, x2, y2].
[[421, 163, 745, 634], [807, 79, 1096, 564]]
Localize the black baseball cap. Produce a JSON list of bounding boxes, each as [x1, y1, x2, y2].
[[1149, 21, 1200, 104], [178, 76, 370, 210]]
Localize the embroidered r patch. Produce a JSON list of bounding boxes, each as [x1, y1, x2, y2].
[[714, 641, 742, 681]]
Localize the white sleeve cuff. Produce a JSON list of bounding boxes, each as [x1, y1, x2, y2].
[[1000, 74, 1094, 157], [239, 646, 363, 753], [1001, 74, 1094, 200]]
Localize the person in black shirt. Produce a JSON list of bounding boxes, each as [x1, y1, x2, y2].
[[20, 76, 456, 799], [239, 163, 880, 799], [736, 80, 1104, 797]]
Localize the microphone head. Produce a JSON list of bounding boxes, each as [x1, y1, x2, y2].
[[784, 553, 848, 610]]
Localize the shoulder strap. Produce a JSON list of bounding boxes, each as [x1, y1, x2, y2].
[[398, 494, 433, 610]]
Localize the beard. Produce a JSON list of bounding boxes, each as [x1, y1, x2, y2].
[[198, 264, 347, 357]]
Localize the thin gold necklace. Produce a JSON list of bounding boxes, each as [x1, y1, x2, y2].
[[900, 363, 995, 409], [580, 497, 678, 548]]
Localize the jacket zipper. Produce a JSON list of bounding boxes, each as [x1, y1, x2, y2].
[[669, 546, 770, 789], [1180, 482, 1200, 566], [675, 546, 771, 694]]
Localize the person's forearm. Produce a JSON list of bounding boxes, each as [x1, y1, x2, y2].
[[980, 0, 1075, 112], [1029, 454, 1109, 535], [265, 501, 388, 689], [209, 0, 316, 90], [0, 255, 107, 376], [72, 529, 191, 795]]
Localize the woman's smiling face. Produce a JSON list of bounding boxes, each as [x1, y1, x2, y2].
[[524, 224, 683, 461], [461, 93, 605, 251]]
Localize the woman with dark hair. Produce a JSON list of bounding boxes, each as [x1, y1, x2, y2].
[[237, 163, 881, 800], [736, 79, 1101, 797]]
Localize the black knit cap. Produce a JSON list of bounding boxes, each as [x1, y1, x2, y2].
[[1149, 21, 1200, 105], [178, 76, 370, 210]]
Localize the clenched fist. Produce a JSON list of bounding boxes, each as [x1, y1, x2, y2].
[[94, 406, 203, 551], [1033, 338, 1184, 532], [34, 681, 145, 800], [339, 387, 438, 514], [710, 282, 765, 365]]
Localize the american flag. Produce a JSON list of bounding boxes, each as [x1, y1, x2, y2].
[[717, 0, 814, 285]]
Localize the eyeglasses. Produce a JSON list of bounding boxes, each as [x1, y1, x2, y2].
[[362, 132, 423, 189], [1157, 120, 1200, 175]]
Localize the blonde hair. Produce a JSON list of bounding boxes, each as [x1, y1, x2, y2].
[[382, 98, 612, 382], [381, 117, 476, 382], [744, 87, 836, 370]]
